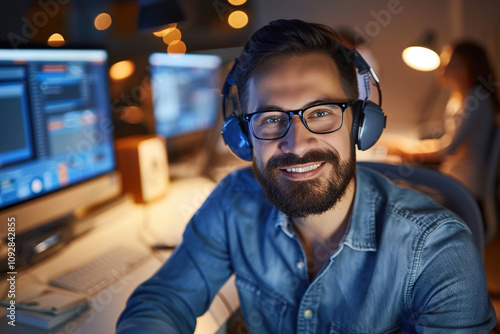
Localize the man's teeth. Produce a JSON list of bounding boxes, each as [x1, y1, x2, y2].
[[285, 163, 322, 173]]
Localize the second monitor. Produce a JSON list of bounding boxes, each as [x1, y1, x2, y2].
[[149, 53, 222, 169]]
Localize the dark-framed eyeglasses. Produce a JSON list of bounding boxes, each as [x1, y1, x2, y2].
[[241, 102, 351, 140]]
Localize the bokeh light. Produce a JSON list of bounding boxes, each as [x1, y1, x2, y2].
[[228, 11, 248, 29], [167, 41, 186, 57], [162, 28, 182, 45], [228, 0, 247, 5], [153, 23, 177, 37], [121, 106, 144, 124], [47, 33, 65, 47], [109, 60, 135, 80], [94, 13, 112, 31]]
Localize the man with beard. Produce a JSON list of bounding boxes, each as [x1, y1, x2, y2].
[[117, 20, 496, 333]]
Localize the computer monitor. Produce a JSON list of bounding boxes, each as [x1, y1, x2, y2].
[[0, 48, 121, 239], [148, 53, 222, 165]]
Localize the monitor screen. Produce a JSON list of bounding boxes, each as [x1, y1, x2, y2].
[[149, 53, 221, 139], [0, 48, 120, 235]]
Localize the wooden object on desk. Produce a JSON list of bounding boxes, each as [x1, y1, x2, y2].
[[115, 135, 169, 203]]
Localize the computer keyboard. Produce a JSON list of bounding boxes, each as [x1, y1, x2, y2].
[[49, 247, 149, 295]]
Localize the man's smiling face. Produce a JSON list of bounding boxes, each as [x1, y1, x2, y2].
[[245, 52, 357, 218]]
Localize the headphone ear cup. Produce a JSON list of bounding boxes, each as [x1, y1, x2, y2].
[[221, 115, 253, 161], [356, 100, 386, 151]]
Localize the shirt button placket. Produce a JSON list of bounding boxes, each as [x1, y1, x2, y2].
[[297, 280, 321, 333], [297, 261, 305, 270]]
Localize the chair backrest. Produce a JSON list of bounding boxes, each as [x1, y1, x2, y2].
[[358, 161, 485, 259], [483, 125, 500, 242]]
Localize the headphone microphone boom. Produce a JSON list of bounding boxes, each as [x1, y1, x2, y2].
[[220, 48, 386, 161]]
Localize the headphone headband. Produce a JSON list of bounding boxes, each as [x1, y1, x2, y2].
[[221, 58, 238, 98]]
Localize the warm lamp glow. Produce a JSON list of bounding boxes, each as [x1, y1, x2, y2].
[[167, 41, 186, 56], [94, 13, 112, 31], [109, 60, 135, 80], [47, 33, 65, 47], [162, 28, 182, 45], [228, 11, 248, 29], [228, 0, 247, 5], [402, 46, 440, 71]]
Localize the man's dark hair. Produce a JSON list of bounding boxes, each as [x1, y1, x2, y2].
[[234, 19, 359, 111]]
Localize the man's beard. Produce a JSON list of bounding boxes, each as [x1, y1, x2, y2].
[[253, 145, 356, 218]]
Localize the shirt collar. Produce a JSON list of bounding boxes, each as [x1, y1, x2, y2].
[[274, 166, 378, 251], [343, 167, 378, 251], [275, 210, 295, 238]]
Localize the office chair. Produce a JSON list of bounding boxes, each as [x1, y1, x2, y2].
[[483, 125, 500, 243], [358, 161, 485, 259]]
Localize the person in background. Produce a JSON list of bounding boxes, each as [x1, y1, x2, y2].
[[383, 41, 499, 199], [116, 20, 496, 333]]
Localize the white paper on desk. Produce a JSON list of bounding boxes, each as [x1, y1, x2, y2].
[[15, 300, 91, 330], [2, 286, 88, 315]]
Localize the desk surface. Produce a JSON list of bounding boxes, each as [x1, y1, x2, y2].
[[1, 177, 239, 334]]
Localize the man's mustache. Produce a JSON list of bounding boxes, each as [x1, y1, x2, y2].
[[266, 149, 340, 171]]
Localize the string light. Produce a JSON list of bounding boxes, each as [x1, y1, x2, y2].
[[228, 10, 248, 29], [162, 28, 182, 45], [47, 33, 65, 47], [94, 13, 112, 31], [167, 41, 186, 57], [109, 60, 135, 80], [153, 27, 175, 37], [228, 0, 247, 5]]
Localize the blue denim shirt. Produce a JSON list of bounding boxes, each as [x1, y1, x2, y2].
[[117, 166, 496, 333]]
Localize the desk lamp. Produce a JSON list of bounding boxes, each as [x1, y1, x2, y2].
[[402, 30, 442, 135], [402, 30, 440, 71]]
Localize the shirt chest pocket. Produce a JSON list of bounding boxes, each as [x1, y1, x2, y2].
[[235, 274, 287, 334]]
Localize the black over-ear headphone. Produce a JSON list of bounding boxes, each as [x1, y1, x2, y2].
[[220, 48, 386, 161]]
